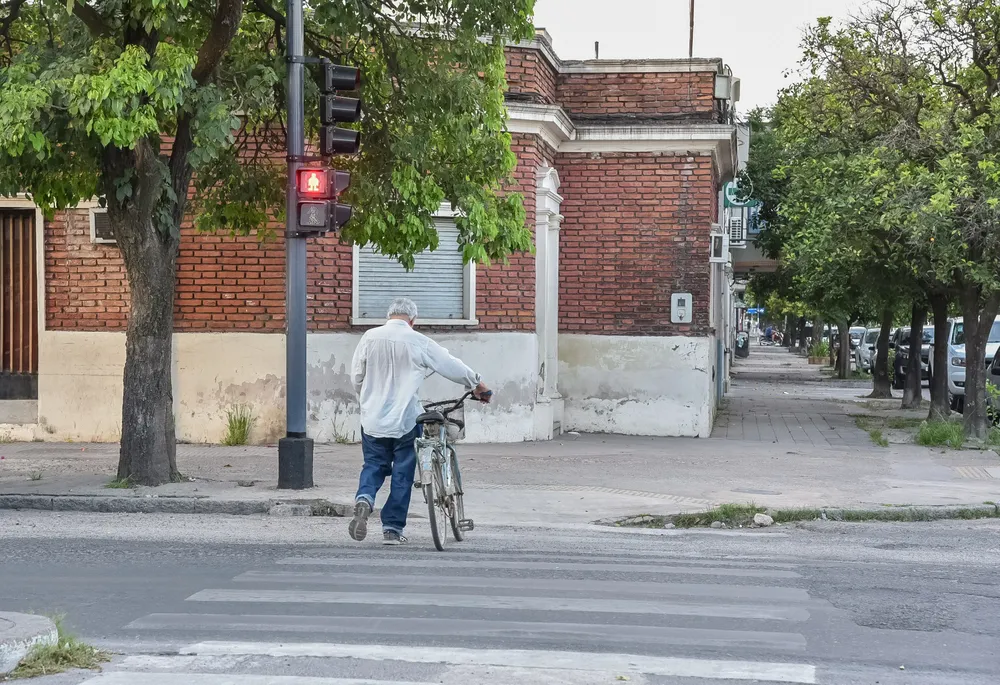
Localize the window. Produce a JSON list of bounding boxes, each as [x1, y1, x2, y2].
[[953, 320, 1000, 346], [89, 208, 115, 244], [865, 330, 880, 344], [353, 216, 476, 325]]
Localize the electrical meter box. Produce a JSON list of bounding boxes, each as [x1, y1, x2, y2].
[[671, 293, 693, 324]]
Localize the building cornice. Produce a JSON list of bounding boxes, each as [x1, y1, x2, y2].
[[506, 103, 737, 181], [511, 30, 724, 76]]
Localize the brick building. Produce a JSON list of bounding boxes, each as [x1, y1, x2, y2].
[[0, 29, 739, 443]]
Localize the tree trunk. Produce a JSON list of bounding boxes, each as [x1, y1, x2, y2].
[[927, 292, 951, 422], [104, 143, 181, 486], [797, 315, 807, 350], [836, 321, 850, 379], [813, 316, 824, 350], [901, 303, 925, 410], [869, 307, 893, 399], [829, 322, 837, 367], [784, 314, 795, 348], [960, 287, 1000, 440]]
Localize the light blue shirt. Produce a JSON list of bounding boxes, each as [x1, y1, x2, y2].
[[350, 319, 482, 438]]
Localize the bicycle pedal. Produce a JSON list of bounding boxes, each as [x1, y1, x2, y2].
[[458, 518, 475, 531]]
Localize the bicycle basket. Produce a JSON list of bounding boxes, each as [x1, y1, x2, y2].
[[445, 403, 466, 442]]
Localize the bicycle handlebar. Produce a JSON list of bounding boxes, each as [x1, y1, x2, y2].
[[423, 389, 493, 415]]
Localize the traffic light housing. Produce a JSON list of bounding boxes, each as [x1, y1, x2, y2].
[[295, 168, 353, 236], [292, 60, 359, 237], [319, 59, 360, 155]]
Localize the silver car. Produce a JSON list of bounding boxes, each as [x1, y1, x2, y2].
[[855, 328, 880, 373]]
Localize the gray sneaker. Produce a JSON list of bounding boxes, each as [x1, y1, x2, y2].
[[383, 530, 408, 545], [348, 500, 372, 541]]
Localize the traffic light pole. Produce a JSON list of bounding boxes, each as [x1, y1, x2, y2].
[[278, 0, 313, 489]]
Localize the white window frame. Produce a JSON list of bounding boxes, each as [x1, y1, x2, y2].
[[351, 203, 478, 327], [89, 207, 116, 244]]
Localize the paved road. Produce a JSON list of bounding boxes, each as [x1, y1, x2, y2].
[[3, 510, 999, 684]]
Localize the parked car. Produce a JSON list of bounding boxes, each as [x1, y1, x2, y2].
[[986, 346, 1000, 417], [849, 326, 866, 348], [855, 328, 881, 373], [891, 326, 933, 390], [929, 316, 1000, 413]]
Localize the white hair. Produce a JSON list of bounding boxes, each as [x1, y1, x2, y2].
[[387, 297, 418, 321]]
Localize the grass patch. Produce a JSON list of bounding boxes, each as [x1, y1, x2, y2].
[[614, 502, 1000, 529], [222, 404, 256, 446], [8, 618, 110, 679], [987, 427, 1000, 447], [917, 420, 965, 449], [104, 476, 132, 489], [887, 416, 924, 430], [671, 502, 766, 528], [855, 416, 880, 431], [28, 471, 42, 481], [869, 429, 889, 447]]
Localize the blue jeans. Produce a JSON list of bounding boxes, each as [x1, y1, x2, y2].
[[355, 426, 420, 534]]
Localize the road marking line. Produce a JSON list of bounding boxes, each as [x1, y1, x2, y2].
[[78, 674, 427, 685], [185, 588, 809, 621], [275, 557, 800, 579], [130, 613, 806, 650], [178, 642, 817, 684], [231, 571, 812, 601]]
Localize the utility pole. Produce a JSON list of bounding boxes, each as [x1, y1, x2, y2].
[[278, 0, 359, 490], [279, 0, 312, 489], [689, 0, 695, 58]]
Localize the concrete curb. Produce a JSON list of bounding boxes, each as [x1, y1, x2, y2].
[[0, 494, 353, 518], [0, 612, 58, 675], [600, 503, 1000, 528]]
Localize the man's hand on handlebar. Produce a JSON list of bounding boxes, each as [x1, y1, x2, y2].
[[473, 382, 492, 403]]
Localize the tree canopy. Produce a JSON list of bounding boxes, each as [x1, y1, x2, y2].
[[0, 0, 537, 483]]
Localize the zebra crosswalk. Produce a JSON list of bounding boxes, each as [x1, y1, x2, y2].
[[78, 547, 825, 684]]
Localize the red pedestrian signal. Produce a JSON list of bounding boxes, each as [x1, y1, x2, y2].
[[298, 169, 328, 196]]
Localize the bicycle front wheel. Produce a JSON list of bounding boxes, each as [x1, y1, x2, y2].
[[426, 454, 448, 551], [448, 448, 465, 542]]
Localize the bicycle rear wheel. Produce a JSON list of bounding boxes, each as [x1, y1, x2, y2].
[[448, 448, 465, 541], [426, 454, 448, 551]]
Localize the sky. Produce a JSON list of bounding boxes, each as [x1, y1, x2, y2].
[[531, 0, 866, 112]]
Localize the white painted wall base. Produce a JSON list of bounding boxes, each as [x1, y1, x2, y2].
[[559, 334, 713, 438], [36, 330, 542, 445]]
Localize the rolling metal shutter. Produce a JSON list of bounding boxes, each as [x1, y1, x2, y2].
[[358, 219, 466, 320]]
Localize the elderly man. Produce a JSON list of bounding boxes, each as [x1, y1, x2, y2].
[[348, 297, 490, 545]]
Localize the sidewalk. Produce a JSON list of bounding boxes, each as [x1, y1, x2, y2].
[[1, 347, 997, 526]]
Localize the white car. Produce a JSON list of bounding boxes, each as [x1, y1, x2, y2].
[[854, 328, 880, 373], [929, 316, 1000, 412]]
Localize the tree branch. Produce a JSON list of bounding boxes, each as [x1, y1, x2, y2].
[[0, 0, 25, 38], [192, 0, 245, 85], [170, 0, 247, 227], [71, 2, 112, 37]]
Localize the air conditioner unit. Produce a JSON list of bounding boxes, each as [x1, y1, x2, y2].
[[710, 224, 729, 263], [729, 214, 747, 247]]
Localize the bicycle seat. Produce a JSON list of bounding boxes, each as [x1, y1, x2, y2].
[[416, 410, 446, 425]]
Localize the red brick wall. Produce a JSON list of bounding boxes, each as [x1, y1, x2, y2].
[[504, 47, 558, 104], [45, 208, 128, 329], [557, 72, 716, 121], [470, 132, 550, 331], [557, 153, 715, 336], [45, 144, 544, 334]]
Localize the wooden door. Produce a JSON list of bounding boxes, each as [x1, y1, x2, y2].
[[0, 209, 38, 399]]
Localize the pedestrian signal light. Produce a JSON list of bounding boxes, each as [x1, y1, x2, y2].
[[298, 169, 328, 196]]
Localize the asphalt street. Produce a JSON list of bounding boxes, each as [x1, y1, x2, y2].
[[2, 511, 999, 684]]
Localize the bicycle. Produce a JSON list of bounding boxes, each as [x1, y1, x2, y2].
[[414, 389, 491, 551]]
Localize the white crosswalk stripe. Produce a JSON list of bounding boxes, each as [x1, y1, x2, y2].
[[98, 549, 822, 684]]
